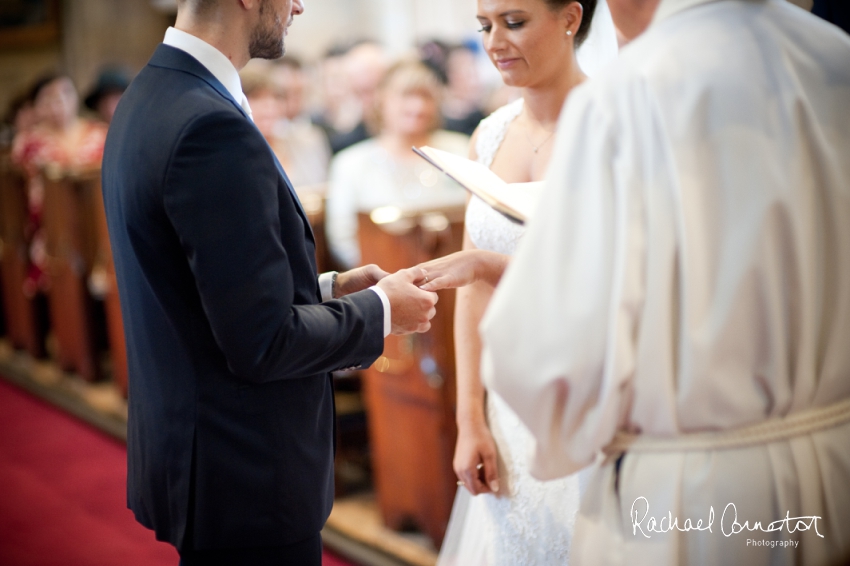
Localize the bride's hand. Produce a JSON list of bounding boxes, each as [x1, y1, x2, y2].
[[417, 250, 508, 292], [454, 419, 500, 496]]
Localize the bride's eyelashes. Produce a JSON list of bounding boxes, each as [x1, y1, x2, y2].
[[476, 19, 527, 33]]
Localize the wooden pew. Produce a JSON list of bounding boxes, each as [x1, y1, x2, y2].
[[41, 167, 103, 381], [357, 206, 464, 548], [0, 151, 43, 357], [89, 178, 128, 397]]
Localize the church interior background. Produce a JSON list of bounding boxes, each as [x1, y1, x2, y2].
[[0, 0, 831, 565]]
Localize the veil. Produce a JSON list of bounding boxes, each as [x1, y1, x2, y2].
[[577, 0, 620, 77], [436, 2, 619, 564]]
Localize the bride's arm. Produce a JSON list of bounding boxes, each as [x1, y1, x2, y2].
[[418, 247, 509, 292], [417, 128, 510, 291], [453, 228, 501, 496]]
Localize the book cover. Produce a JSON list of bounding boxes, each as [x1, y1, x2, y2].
[[413, 146, 542, 225]]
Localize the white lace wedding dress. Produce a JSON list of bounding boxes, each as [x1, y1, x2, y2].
[[437, 99, 582, 566], [437, 4, 619, 564]]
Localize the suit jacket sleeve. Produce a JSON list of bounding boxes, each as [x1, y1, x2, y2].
[[162, 110, 384, 383]]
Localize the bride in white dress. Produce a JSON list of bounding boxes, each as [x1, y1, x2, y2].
[[420, 0, 618, 563]]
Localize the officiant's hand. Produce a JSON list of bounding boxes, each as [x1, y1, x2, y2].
[[334, 264, 389, 297], [417, 250, 509, 292], [454, 420, 500, 496], [377, 267, 438, 334]]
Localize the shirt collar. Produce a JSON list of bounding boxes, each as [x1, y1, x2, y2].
[[163, 27, 245, 107]]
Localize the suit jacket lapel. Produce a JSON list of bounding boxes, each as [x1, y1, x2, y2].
[[147, 44, 316, 250], [149, 44, 250, 120], [271, 152, 316, 249]]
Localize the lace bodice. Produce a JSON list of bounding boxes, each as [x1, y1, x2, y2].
[[465, 99, 530, 256]]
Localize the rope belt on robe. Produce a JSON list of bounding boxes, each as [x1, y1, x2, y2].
[[605, 397, 850, 456]]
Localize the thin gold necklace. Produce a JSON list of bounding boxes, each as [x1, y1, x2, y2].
[[524, 124, 556, 153], [523, 116, 558, 153]]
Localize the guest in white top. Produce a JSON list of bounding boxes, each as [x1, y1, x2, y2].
[[325, 60, 469, 269], [480, 0, 850, 565]]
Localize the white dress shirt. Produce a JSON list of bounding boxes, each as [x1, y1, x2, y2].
[[163, 27, 390, 336], [482, 0, 850, 564]]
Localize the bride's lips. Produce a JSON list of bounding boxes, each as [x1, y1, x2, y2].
[[495, 58, 521, 70]]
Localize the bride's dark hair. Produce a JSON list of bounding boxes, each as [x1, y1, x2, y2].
[[544, 0, 597, 47]]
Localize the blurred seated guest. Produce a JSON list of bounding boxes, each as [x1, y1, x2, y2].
[[84, 67, 131, 125], [1, 90, 38, 147], [311, 43, 361, 140], [326, 61, 469, 269], [812, 0, 849, 33], [11, 73, 107, 296], [329, 41, 388, 154], [241, 65, 331, 193], [418, 39, 451, 84], [441, 43, 487, 137], [240, 65, 283, 145], [271, 56, 331, 190]]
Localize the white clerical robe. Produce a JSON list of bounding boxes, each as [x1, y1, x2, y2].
[[481, 1, 850, 564]]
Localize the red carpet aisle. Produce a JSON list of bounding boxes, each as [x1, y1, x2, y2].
[[0, 379, 354, 566]]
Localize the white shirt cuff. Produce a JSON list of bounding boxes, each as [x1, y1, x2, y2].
[[369, 286, 392, 338], [320, 272, 390, 337], [318, 271, 335, 303]]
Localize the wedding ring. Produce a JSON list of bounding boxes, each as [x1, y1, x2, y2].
[[476, 463, 484, 470], [424, 274, 429, 284], [457, 480, 465, 486]]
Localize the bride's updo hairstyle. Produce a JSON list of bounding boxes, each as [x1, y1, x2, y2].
[[545, 0, 597, 47]]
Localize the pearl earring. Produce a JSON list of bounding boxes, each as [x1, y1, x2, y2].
[[566, 30, 573, 36]]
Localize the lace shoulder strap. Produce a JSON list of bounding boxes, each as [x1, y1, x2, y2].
[[474, 98, 524, 168]]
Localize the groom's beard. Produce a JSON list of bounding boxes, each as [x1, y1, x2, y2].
[[249, 0, 286, 60]]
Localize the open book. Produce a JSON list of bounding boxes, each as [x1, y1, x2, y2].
[[413, 146, 543, 225]]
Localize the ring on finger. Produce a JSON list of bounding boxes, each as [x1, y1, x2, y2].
[[476, 463, 484, 470]]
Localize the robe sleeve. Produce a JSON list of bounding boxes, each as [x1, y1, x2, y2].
[[481, 80, 649, 479]]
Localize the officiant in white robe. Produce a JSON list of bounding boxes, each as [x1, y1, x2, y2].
[[480, 0, 850, 565]]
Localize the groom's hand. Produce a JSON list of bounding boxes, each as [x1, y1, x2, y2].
[[334, 264, 389, 297], [376, 267, 438, 335]]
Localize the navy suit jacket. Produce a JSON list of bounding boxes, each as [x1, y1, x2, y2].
[[812, 0, 850, 34], [102, 44, 385, 550]]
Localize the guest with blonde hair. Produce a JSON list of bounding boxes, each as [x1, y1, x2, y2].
[[325, 60, 469, 269]]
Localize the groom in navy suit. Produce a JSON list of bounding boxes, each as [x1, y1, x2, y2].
[[102, 0, 438, 563]]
